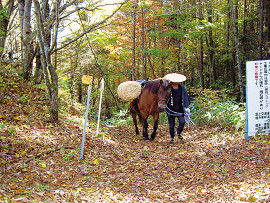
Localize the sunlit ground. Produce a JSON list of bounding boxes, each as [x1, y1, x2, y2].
[[1, 112, 269, 202]]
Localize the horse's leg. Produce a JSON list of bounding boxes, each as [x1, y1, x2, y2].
[[150, 113, 159, 141], [142, 119, 149, 140], [130, 101, 139, 135], [132, 112, 139, 134]]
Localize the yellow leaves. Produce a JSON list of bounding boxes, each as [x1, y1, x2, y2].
[[94, 159, 99, 165], [0, 114, 6, 119], [150, 192, 155, 198], [85, 188, 93, 192], [39, 162, 46, 168], [13, 116, 20, 120], [170, 163, 177, 169], [20, 150, 26, 155]]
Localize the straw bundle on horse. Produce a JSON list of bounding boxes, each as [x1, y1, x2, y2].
[[117, 81, 141, 101]]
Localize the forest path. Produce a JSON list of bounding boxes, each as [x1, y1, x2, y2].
[[1, 121, 269, 202], [0, 73, 269, 202]]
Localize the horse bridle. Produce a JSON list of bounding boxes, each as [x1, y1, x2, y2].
[[157, 98, 168, 108]]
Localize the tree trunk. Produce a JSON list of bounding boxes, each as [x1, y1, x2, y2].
[[141, 3, 145, 79], [199, 38, 204, 89], [33, 0, 59, 122], [132, 1, 136, 81], [34, 45, 43, 84], [206, 1, 216, 85], [230, 0, 244, 103], [20, 0, 35, 80], [198, 0, 204, 89], [0, 0, 15, 57], [267, 0, 270, 43], [226, 3, 232, 88], [258, 0, 264, 60], [146, 53, 157, 78]]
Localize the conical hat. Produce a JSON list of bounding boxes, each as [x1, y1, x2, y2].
[[164, 73, 186, 82], [117, 81, 141, 101]]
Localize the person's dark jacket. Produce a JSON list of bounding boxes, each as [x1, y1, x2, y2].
[[167, 84, 191, 115]]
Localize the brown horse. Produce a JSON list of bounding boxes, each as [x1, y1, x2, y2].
[[130, 79, 172, 141]]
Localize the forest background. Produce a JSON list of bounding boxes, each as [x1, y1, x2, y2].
[[0, 0, 269, 123]]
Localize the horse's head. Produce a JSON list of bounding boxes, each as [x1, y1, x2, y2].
[[157, 79, 172, 112]]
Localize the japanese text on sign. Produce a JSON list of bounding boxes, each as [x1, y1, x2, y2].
[[246, 60, 270, 137]]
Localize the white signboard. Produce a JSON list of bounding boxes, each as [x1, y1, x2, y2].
[[246, 60, 270, 139]]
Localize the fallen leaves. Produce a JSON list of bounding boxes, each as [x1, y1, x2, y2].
[[1, 74, 270, 202]]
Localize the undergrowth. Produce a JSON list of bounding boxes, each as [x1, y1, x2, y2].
[[189, 88, 245, 131], [101, 88, 246, 133]]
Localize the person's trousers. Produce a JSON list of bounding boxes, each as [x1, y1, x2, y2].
[[167, 115, 185, 139]]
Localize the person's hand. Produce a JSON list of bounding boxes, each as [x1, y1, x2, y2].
[[184, 107, 190, 115]]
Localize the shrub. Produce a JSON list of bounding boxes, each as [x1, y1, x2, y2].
[[189, 88, 245, 131]]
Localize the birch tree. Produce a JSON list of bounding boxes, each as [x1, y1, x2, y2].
[[19, 0, 35, 80], [32, 0, 128, 121]]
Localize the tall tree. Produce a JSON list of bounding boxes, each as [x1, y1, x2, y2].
[[19, 0, 35, 80], [206, 0, 216, 85], [141, 1, 145, 79], [132, 1, 137, 80], [258, 0, 264, 59], [198, 0, 204, 89], [230, 0, 244, 102], [0, 0, 15, 57], [33, 0, 59, 121]]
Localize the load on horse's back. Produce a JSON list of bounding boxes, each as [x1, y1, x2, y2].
[[119, 79, 172, 141]]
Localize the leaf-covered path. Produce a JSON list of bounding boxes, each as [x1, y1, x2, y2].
[[0, 74, 270, 202], [1, 121, 270, 202]]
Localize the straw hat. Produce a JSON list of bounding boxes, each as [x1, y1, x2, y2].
[[117, 81, 141, 101], [164, 73, 186, 82]]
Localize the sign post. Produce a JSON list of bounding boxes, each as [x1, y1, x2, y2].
[[80, 75, 93, 159], [96, 78, 105, 139], [246, 60, 270, 140]]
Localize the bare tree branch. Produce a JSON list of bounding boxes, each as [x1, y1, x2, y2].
[[54, 0, 129, 52]]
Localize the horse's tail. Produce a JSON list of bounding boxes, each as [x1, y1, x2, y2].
[[130, 98, 139, 114]]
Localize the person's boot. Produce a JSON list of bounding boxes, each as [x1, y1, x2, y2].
[[178, 134, 183, 140], [170, 134, 175, 143]]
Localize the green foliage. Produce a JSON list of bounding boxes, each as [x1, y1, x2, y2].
[[0, 8, 9, 18], [190, 88, 245, 131], [102, 109, 133, 126]]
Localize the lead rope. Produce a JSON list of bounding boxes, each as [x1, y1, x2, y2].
[[166, 93, 195, 127]]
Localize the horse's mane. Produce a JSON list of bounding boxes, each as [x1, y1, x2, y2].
[[144, 79, 171, 94]]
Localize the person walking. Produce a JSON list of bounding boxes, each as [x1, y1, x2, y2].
[[164, 73, 191, 143]]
